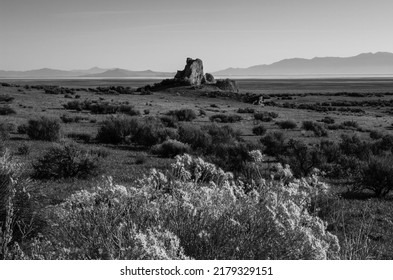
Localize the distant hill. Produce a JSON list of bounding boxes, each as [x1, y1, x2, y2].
[[0, 68, 83, 78], [83, 68, 174, 78], [0, 67, 174, 78], [214, 52, 393, 76]]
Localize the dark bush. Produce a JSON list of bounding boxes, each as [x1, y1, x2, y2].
[[0, 94, 14, 103], [283, 140, 323, 177], [369, 130, 384, 140], [26, 117, 61, 141], [202, 124, 241, 146], [17, 124, 28, 134], [276, 120, 297, 129], [237, 107, 255, 114], [132, 118, 178, 147], [254, 111, 279, 122], [179, 124, 212, 150], [96, 116, 139, 144], [302, 121, 328, 137], [341, 120, 360, 129], [32, 143, 102, 179], [160, 115, 179, 128], [319, 116, 335, 124], [210, 114, 242, 123], [152, 139, 190, 158], [358, 156, 393, 197], [339, 134, 371, 160], [209, 142, 254, 174], [16, 144, 30, 156], [166, 109, 197, 122], [260, 132, 286, 157], [60, 114, 86, 123], [252, 125, 267, 136], [0, 106, 16, 115]]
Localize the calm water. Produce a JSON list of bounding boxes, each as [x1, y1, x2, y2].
[[2, 77, 393, 94]]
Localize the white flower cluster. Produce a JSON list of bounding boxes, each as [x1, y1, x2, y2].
[[44, 152, 339, 260]]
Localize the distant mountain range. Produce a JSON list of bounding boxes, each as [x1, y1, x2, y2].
[[213, 52, 393, 76], [2, 52, 393, 78], [0, 67, 174, 78]]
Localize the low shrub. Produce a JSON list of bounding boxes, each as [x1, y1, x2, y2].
[[16, 144, 30, 156], [152, 139, 190, 158], [96, 116, 139, 144], [319, 116, 335, 124], [0, 94, 14, 103], [178, 124, 212, 150], [276, 120, 297, 129], [369, 130, 384, 140], [302, 121, 328, 137], [32, 143, 103, 179], [166, 109, 197, 122], [237, 107, 255, 114], [210, 114, 242, 123], [358, 156, 393, 197], [254, 111, 279, 122], [17, 124, 28, 134], [60, 114, 86, 123], [341, 120, 360, 129], [252, 125, 267, 136], [260, 132, 286, 157], [0, 106, 16, 115], [26, 117, 61, 141], [160, 115, 179, 128], [132, 118, 178, 147]]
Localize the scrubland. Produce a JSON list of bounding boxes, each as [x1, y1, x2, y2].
[[1, 78, 393, 259]]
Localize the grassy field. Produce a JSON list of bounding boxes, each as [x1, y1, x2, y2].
[[2, 78, 393, 259]]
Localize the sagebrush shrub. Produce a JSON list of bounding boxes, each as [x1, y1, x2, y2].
[[32, 143, 103, 179], [0, 106, 16, 115], [260, 132, 286, 156], [35, 154, 339, 260], [302, 121, 328, 137], [96, 116, 139, 144], [276, 120, 297, 129], [210, 114, 242, 123], [358, 156, 393, 197], [178, 124, 212, 150], [166, 109, 197, 122], [152, 139, 190, 158], [252, 125, 267, 136], [26, 116, 61, 141]]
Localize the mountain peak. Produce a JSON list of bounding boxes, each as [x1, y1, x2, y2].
[[214, 52, 393, 76]]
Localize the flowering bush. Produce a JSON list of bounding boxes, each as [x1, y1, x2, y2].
[[28, 152, 339, 260]]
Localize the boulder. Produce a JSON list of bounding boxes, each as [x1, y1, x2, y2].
[[174, 58, 204, 86], [202, 73, 216, 84]]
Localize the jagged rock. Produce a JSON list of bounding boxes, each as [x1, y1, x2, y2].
[[215, 79, 239, 93], [174, 58, 204, 86], [202, 73, 216, 84]]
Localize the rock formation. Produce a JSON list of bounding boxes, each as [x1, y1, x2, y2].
[[138, 58, 239, 93], [174, 58, 204, 86], [202, 73, 216, 84]]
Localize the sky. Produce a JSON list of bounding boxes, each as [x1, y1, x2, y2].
[[1, 0, 393, 72]]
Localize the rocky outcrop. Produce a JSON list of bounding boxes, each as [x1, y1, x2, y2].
[[215, 79, 239, 93], [202, 73, 216, 84], [174, 58, 204, 86]]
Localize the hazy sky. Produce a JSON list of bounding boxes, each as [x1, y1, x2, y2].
[[1, 0, 393, 72]]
